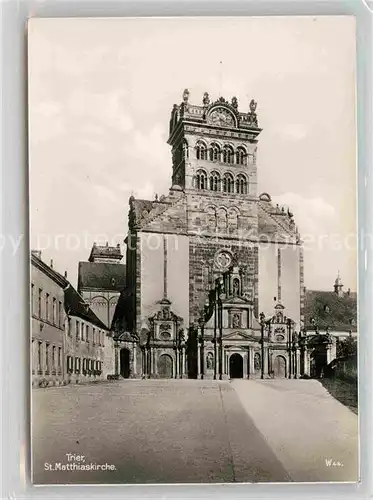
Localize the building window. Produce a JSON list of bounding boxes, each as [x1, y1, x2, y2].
[[86, 324, 89, 342], [81, 322, 84, 341], [45, 343, 49, 372], [58, 301, 63, 328], [31, 283, 34, 315], [236, 147, 247, 165], [93, 328, 96, 345], [217, 208, 228, 231], [236, 174, 248, 194], [52, 298, 56, 324], [45, 293, 50, 321], [209, 143, 220, 162], [75, 357, 81, 374], [38, 289, 42, 318], [58, 347, 62, 372], [76, 320, 80, 339], [196, 141, 207, 160], [195, 169, 207, 190], [209, 171, 221, 191], [38, 341, 42, 371], [222, 173, 234, 193], [52, 346, 56, 372], [223, 145, 234, 164]]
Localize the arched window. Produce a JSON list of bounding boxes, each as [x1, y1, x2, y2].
[[228, 207, 239, 231], [223, 145, 234, 164], [209, 171, 221, 191], [236, 147, 247, 165], [196, 141, 207, 160], [209, 143, 221, 162], [222, 173, 234, 193], [196, 169, 207, 190], [236, 174, 248, 194], [217, 207, 228, 231], [206, 206, 217, 229]]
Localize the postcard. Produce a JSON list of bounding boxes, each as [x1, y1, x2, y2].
[[29, 16, 358, 484]]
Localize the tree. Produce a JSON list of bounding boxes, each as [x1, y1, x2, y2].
[[336, 336, 357, 358]]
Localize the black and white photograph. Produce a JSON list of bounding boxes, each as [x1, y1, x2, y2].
[[29, 16, 358, 484]]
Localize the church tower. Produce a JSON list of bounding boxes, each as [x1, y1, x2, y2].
[[168, 89, 260, 197], [168, 89, 263, 322]]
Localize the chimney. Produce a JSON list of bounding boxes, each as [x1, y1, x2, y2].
[[64, 271, 68, 278], [31, 250, 42, 260], [50, 259, 53, 269]]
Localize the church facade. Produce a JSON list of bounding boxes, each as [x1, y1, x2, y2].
[[112, 90, 307, 379]]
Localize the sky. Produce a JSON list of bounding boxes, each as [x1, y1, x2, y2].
[[28, 16, 357, 291]]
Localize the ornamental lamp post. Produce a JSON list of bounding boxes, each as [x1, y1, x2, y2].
[[287, 318, 295, 379], [259, 312, 265, 379], [198, 317, 205, 380], [216, 277, 225, 381]]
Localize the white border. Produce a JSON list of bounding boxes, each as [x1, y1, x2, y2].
[[0, 0, 372, 498]]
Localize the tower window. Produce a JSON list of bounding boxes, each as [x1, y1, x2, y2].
[[196, 169, 207, 190], [236, 147, 247, 165], [222, 173, 234, 193], [209, 143, 221, 162], [196, 141, 207, 160], [209, 171, 221, 191], [236, 174, 248, 194], [223, 145, 234, 164]]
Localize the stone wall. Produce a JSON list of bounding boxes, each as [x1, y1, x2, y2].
[[189, 236, 258, 324]]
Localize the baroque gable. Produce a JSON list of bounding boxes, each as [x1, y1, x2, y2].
[[129, 191, 187, 234], [258, 200, 299, 242]]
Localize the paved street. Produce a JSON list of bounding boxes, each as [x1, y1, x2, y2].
[[232, 379, 359, 482], [32, 379, 358, 484]]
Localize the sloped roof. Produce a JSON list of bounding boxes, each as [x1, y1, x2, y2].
[[31, 252, 68, 288], [64, 283, 108, 330], [110, 286, 135, 333], [88, 243, 123, 262], [304, 290, 357, 332], [78, 262, 126, 292]]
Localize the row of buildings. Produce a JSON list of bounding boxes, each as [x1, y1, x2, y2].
[[31, 249, 116, 387], [31, 89, 357, 386]]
